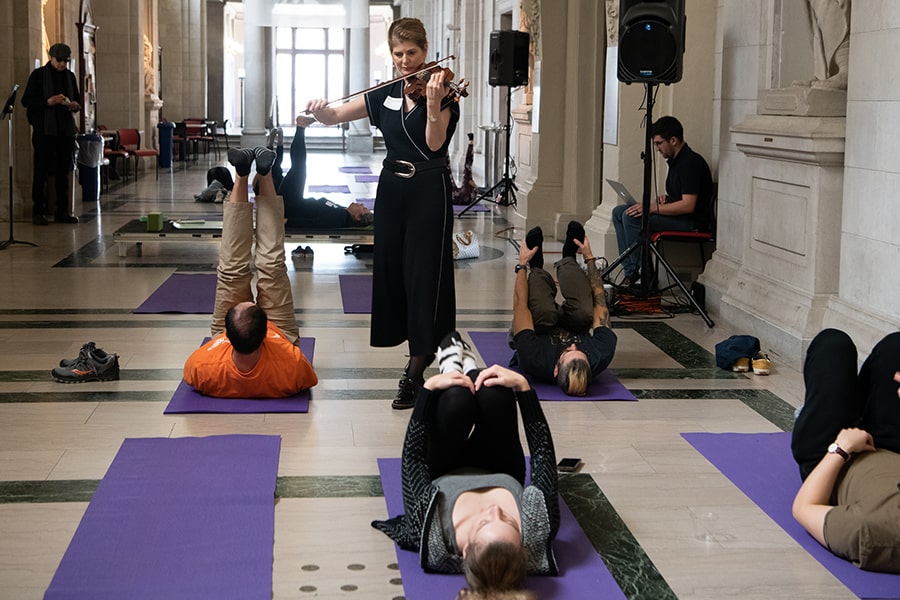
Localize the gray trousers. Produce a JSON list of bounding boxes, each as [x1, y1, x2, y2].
[[527, 256, 593, 334]]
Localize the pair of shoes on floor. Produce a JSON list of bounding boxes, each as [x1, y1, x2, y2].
[[392, 372, 423, 410], [291, 245, 314, 258], [52, 341, 120, 383], [732, 352, 772, 375]]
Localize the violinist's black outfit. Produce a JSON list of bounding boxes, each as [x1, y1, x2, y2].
[[364, 82, 459, 354]]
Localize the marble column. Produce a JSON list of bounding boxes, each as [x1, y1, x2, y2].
[[344, 0, 372, 153], [240, 12, 266, 148]]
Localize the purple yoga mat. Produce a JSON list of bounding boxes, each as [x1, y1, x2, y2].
[[165, 337, 315, 413], [468, 331, 636, 402], [377, 458, 626, 599], [339, 274, 372, 314], [134, 273, 217, 314], [308, 184, 351, 194], [45, 435, 281, 600], [453, 202, 488, 213], [355, 174, 380, 183], [339, 166, 372, 174], [683, 432, 900, 599]]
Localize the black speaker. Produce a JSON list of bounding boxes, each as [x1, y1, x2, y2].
[[489, 30, 529, 87], [618, 0, 685, 84]]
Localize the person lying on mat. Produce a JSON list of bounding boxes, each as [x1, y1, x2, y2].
[[791, 328, 900, 574], [253, 115, 374, 229], [509, 222, 617, 396], [183, 146, 318, 398], [372, 331, 560, 594]]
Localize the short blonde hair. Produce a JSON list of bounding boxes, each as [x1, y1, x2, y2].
[[557, 356, 591, 396]]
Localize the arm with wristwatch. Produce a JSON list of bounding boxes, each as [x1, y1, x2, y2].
[[791, 427, 876, 547]]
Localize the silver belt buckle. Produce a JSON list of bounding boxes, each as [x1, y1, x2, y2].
[[394, 160, 416, 178]]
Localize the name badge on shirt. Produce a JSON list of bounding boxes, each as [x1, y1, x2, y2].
[[383, 95, 402, 111]]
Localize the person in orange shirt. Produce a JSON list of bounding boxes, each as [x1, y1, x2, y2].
[[183, 146, 317, 398]]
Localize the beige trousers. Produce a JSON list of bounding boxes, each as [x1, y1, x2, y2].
[[210, 195, 298, 342]]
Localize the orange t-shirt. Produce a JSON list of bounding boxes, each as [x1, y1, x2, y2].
[[183, 322, 318, 398]]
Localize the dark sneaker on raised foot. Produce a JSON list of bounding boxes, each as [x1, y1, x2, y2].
[[52, 352, 120, 383], [391, 374, 421, 410], [59, 341, 99, 367]]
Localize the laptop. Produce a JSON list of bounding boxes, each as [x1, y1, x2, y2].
[[606, 179, 638, 206]]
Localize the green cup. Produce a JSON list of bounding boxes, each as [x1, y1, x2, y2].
[[147, 212, 163, 232]]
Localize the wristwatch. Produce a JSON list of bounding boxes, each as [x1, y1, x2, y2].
[[515, 264, 528, 273], [827, 442, 850, 461]]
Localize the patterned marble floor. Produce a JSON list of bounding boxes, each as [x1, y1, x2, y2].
[[0, 146, 857, 599]]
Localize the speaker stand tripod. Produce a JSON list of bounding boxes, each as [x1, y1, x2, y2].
[[0, 84, 36, 250], [457, 86, 517, 217], [600, 82, 713, 327]]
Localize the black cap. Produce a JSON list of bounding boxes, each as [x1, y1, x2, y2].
[[48, 43, 72, 60]]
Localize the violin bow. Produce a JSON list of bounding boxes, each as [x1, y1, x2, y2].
[[307, 55, 457, 111]]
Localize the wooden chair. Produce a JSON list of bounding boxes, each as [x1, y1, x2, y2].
[[184, 118, 209, 158], [117, 128, 160, 179]]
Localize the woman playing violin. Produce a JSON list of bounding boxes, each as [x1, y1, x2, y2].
[[307, 17, 460, 410]]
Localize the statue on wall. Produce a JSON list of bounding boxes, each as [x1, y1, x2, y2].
[[795, 0, 851, 90], [143, 34, 156, 96]]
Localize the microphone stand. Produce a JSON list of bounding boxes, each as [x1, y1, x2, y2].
[[0, 84, 37, 250]]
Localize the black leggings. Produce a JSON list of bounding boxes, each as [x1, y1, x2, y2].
[[792, 328, 900, 479], [274, 127, 351, 229], [426, 377, 526, 485]]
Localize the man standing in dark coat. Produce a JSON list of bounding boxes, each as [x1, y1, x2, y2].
[[22, 43, 82, 225]]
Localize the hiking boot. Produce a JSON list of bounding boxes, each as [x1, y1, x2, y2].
[[391, 373, 422, 410], [59, 341, 100, 367], [52, 351, 120, 383]]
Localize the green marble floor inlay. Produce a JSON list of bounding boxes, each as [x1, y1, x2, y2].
[[559, 473, 677, 600]]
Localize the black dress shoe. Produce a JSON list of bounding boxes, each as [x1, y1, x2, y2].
[[55, 215, 79, 224], [391, 373, 422, 410], [32, 214, 49, 226]]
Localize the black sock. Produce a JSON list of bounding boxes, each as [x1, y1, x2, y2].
[[562, 221, 585, 258], [525, 226, 544, 269]]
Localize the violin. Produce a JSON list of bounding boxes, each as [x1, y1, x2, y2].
[[403, 61, 470, 103], [306, 55, 468, 112]]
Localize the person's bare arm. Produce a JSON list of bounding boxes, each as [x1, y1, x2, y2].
[[792, 427, 875, 546], [574, 237, 610, 329], [511, 242, 538, 335], [305, 96, 368, 126]]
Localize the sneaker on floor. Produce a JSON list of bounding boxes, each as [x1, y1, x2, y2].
[[391, 373, 422, 410], [731, 357, 750, 372], [752, 352, 772, 375], [59, 341, 99, 367], [52, 352, 120, 383]]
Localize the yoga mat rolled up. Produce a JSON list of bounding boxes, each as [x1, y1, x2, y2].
[[45, 435, 281, 600], [377, 458, 626, 599], [683, 431, 900, 599], [469, 331, 636, 402]]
